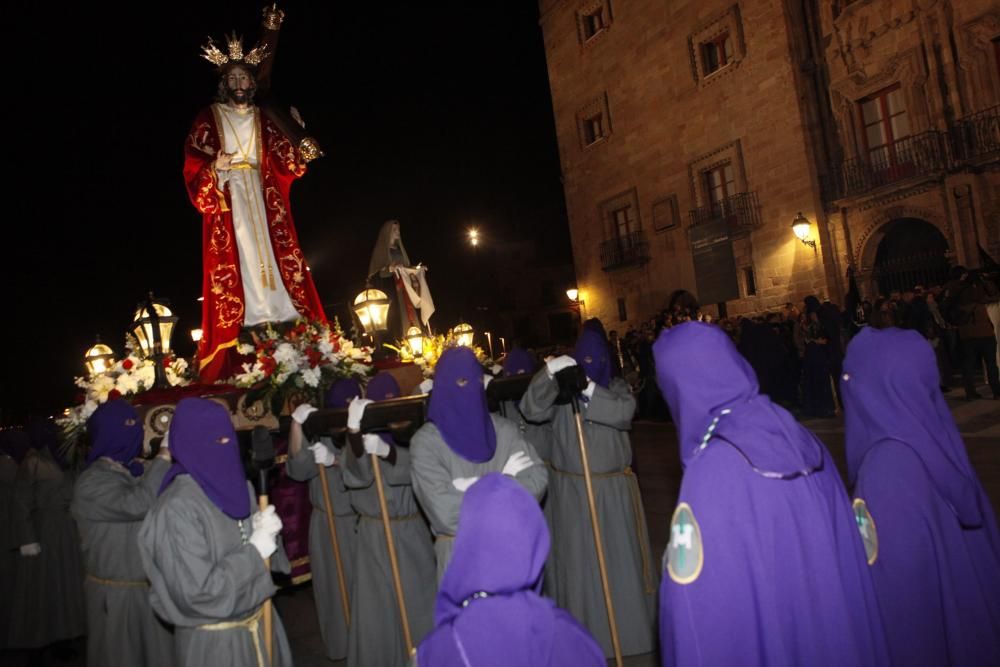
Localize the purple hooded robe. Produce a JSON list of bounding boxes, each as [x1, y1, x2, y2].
[[842, 327, 1000, 666], [416, 473, 605, 666], [654, 322, 889, 667]]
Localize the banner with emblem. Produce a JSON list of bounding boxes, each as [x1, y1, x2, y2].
[[394, 265, 435, 327]]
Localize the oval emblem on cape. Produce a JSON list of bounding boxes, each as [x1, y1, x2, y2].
[[666, 502, 703, 584], [853, 498, 878, 565]]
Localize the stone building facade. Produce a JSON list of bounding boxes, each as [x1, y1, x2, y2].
[[538, 0, 1000, 328]]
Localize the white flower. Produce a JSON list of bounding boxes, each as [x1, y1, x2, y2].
[[301, 366, 321, 388], [234, 361, 265, 387], [115, 372, 140, 396], [318, 338, 334, 357], [274, 342, 301, 367], [237, 343, 256, 355], [275, 370, 293, 385], [171, 357, 189, 374], [135, 364, 156, 390]]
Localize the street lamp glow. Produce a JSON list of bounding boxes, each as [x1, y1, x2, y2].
[[406, 326, 425, 357], [792, 212, 816, 249], [468, 228, 480, 247], [190, 328, 204, 343], [353, 287, 391, 334], [84, 338, 115, 376], [454, 322, 475, 347], [566, 288, 579, 302]]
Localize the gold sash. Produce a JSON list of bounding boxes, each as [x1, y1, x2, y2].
[[197, 605, 267, 667]]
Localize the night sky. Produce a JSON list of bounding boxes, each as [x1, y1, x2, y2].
[[4, 2, 571, 421]]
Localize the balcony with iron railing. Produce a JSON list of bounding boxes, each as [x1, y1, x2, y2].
[[688, 191, 762, 236], [600, 230, 650, 271], [950, 105, 1000, 164], [840, 131, 949, 199]]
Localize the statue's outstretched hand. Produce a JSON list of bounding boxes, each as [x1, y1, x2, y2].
[[215, 150, 235, 172], [290, 106, 305, 128]]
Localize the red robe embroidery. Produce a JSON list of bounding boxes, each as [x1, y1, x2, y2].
[[184, 106, 326, 384]]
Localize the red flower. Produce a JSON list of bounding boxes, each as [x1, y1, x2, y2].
[[260, 356, 277, 377], [122, 359, 134, 371], [108, 389, 122, 401], [162, 356, 173, 368], [306, 348, 322, 368]]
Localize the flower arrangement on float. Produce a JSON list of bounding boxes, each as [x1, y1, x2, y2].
[[231, 318, 373, 411], [389, 328, 491, 378]]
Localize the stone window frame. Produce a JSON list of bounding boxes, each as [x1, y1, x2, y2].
[[741, 265, 758, 297], [599, 188, 641, 241], [576, 93, 612, 150], [957, 12, 1000, 114], [687, 140, 748, 210], [688, 5, 746, 86], [576, 0, 613, 47]]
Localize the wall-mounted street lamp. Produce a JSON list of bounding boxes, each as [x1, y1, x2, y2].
[[190, 328, 203, 343], [468, 228, 480, 247], [792, 212, 817, 250]]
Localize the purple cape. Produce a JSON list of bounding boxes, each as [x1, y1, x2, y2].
[[158, 398, 251, 520], [417, 473, 605, 667], [428, 347, 496, 463], [573, 328, 611, 389], [326, 377, 363, 409], [86, 399, 145, 476], [502, 348, 536, 376], [842, 327, 1000, 665], [653, 322, 889, 666]]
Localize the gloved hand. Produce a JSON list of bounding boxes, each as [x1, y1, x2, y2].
[[362, 433, 391, 458], [291, 403, 318, 425], [546, 355, 577, 378], [309, 442, 336, 467], [490, 364, 503, 376], [582, 380, 597, 400], [347, 397, 373, 432], [418, 378, 434, 394], [502, 451, 534, 477], [452, 476, 480, 492], [483, 375, 493, 389], [19, 543, 41, 557], [250, 505, 283, 560], [157, 432, 172, 462]]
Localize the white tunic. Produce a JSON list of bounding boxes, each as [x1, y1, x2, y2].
[[214, 103, 300, 326]]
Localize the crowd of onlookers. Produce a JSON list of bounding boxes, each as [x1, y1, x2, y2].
[[614, 266, 1000, 420]]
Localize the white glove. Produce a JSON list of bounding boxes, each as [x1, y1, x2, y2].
[[582, 380, 596, 400], [452, 476, 480, 492], [491, 364, 503, 375], [418, 379, 434, 394], [19, 543, 41, 557], [309, 442, 337, 467], [362, 433, 391, 458], [249, 506, 283, 560], [546, 355, 577, 377], [502, 451, 534, 477], [483, 375, 493, 389], [347, 397, 373, 432], [292, 403, 318, 425]]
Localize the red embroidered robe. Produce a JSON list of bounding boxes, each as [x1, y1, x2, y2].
[[184, 104, 326, 383]]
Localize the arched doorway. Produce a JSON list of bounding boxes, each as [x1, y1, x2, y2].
[[870, 218, 951, 295]]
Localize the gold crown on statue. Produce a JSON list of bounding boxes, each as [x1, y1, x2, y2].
[[200, 33, 269, 68]]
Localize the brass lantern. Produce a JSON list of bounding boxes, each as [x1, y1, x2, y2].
[[453, 322, 474, 347], [792, 212, 816, 249], [353, 287, 391, 334], [130, 296, 178, 358], [405, 326, 425, 357], [84, 337, 115, 376]]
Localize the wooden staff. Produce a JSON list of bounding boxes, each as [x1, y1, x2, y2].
[[571, 397, 623, 667], [257, 495, 274, 666], [371, 451, 414, 654], [317, 464, 351, 625]]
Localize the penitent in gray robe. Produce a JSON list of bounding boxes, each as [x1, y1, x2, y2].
[[520, 372, 657, 658], [341, 438, 436, 667], [0, 453, 18, 648], [138, 476, 292, 667], [71, 458, 175, 667], [284, 438, 356, 661], [410, 415, 549, 581], [7, 448, 86, 648]]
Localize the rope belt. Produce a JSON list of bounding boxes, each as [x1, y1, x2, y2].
[[551, 465, 656, 593], [197, 605, 266, 667], [435, 534, 455, 542], [359, 511, 423, 523], [85, 573, 148, 588]]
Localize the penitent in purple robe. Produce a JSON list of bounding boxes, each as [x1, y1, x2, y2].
[[415, 473, 604, 667], [654, 322, 889, 667], [842, 327, 1000, 666]]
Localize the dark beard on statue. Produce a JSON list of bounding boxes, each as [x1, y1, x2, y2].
[[227, 87, 253, 105]]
